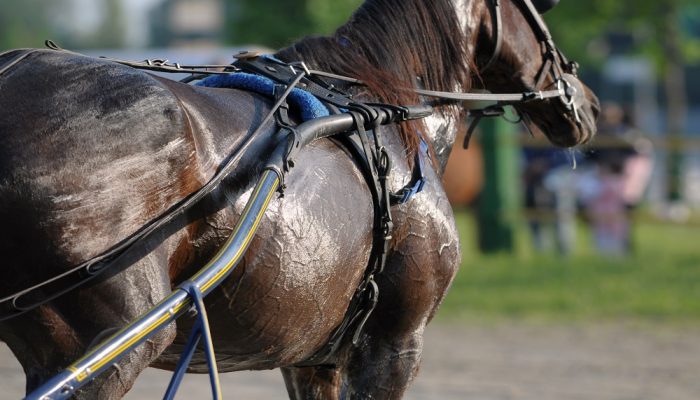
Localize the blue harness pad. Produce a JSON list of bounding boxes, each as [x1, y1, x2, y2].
[[195, 70, 426, 203], [195, 73, 330, 122]]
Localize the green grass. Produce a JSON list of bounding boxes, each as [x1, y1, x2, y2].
[[438, 210, 700, 324]]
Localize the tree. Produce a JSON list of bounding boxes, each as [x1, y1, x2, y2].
[[223, 0, 361, 49], [87, 0, 126, 49], [0, 0, 125, 51], [546, 0, 699, 67], [0, 0, 64, 50]]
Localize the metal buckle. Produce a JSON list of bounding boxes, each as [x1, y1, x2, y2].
[[289, 61, 311, 76], [558, 78, 581, 123]]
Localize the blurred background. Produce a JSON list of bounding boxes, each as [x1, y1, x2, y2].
[[1, 0, 700, 399]]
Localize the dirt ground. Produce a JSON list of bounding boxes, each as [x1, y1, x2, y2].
[[2, 322, 699, 399]]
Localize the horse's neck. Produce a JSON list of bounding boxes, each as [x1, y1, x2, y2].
[[423, 0, 481, 173], [276, 0, 479, 173], [412, 0, 479, 173]]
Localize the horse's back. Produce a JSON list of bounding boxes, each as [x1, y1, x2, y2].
[[0, 50, 254, 301]]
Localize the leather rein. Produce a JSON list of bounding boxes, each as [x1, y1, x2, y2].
[[0, 0, 583, 321]]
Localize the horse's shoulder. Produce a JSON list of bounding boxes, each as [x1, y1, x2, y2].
[[391, 157, 461, 264]]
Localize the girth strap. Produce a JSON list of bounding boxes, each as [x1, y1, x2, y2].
[[295, 112, 393, 366]]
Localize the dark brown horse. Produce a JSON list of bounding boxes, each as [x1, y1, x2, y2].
[[0, 0, 598, 398]]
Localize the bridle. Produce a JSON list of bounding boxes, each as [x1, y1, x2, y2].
[[467, 0, 585, 145], [378, 0, 586, 147]]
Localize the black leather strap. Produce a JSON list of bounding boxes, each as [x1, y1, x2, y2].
[[481, 0, 503, 73], [235, 57, 354, 109], [0, 48, 38, 77], [295, 111, 394, 365]]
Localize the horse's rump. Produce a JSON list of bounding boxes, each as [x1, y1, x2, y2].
[[0, 57, 174, 304]]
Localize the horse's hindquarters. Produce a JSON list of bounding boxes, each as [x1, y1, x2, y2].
[[0, 50, 200, 270]]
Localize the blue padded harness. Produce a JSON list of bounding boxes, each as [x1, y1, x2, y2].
[[195, 68, 425, 204], [195, 72, 330, 122]]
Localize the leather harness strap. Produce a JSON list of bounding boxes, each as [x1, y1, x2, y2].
[[481, 0, 503, 73], [0, 48, 38, 78], [234, 57, 402, 365]]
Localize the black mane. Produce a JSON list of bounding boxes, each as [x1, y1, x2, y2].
[[276, 0, 472, 156]]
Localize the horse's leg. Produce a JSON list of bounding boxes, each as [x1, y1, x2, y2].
[[2, 248, 176, 399], [281, 366, 342, 399], [71, 253, 176, 399], [342, 195, 461, 399]]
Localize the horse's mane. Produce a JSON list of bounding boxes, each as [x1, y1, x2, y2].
[[276, 0, 471, 159]]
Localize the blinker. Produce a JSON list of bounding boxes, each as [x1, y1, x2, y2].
[[531, 0, 560, 14]]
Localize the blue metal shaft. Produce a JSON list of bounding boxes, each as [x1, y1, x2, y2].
[[26, 170, 279, 400], [163, 320, 202, 399], [163, 281, 222, 400]]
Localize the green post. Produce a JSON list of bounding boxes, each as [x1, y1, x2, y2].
[[477, 114, 518, 253]]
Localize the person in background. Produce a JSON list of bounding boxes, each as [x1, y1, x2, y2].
[[523, 144, 578, 255], [580, 103, 653, 255]]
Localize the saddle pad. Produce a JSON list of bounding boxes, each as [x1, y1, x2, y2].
[[195, 72, 330, 122]]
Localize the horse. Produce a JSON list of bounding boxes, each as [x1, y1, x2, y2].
[[0, 0, 598, 398]]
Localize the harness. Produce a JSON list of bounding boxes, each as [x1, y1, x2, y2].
[[226, 56, 426, 364], [0, 0, 586, 363], [1, 48, 432, 364]]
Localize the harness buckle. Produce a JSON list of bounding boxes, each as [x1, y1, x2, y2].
[[289, 61, 311, 76], [382, 219, 394, 241], [234, 50, 261, 60]]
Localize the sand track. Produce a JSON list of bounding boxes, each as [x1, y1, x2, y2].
[[2, 322, 699, 399]]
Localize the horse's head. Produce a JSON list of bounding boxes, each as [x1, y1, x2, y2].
[[469, 0, 599, 147]]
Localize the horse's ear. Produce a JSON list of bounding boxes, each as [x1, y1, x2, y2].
[[531, 0, 560, 14]]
